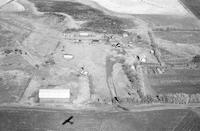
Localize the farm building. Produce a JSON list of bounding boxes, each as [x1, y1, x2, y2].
[[63, 54, 74, 60], [79, 32, 90, 37], [63, 31, 105, 43], [39, 89, 70, 103]]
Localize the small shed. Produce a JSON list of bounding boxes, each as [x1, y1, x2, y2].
[[92, 39, 99, 43], [39, 89, 70, 103], [79, 32, 89, 37], [122, 32, 129, 38], [141, 57, 147, 63], [63, 54, 74, 60]]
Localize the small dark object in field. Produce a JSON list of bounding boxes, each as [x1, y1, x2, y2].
[[137, 35, 142, 40], [112, 97, 120, 104], [45, 58, 55, 65], [114, 97, 119, 102], [62, 116, 74, 125], [19, 49, 22, 54], [4, 49, 12, 54], [35, 64, 39, 69], [136, 55, 140, 60]]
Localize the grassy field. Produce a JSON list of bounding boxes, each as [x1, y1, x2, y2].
[[0, 108, 199, 131], [154, 31, 200, 44], [158, 48, 183, 64], [173, 109, 200, 130], [148, 69, 200, 94], [0, 70, 30, 103], [181, 0, 200, 19], [29, 0, 135, 34], [0, 17, 31, 48], [0, 54, 34, 72], [135, 14, 200, 30]]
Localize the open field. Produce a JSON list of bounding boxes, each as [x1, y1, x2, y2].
[[0, 107, 199, 131], [0, 70, 30, 103], [0, 0, 25, 12], [148, 69, 200, 94], [181, 0, 200, 19], [146, 31, 200, 96], [154, 31, 200, 44], [0, 54, 34, 73], [0, 0, 11, 7], [0, 16, 32, 47], [135, 15, 200, 30], [155, 36, 200, 64]]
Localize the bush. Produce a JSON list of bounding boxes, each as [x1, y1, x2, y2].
[[156, 93, 189, 104], [192, 55, 200, 63], [189, 94, 200, 103], [120, 97, 141, 104], [118, 92, 200, 104], [122, 65, 140, 88], [141, 95, 158, 103]]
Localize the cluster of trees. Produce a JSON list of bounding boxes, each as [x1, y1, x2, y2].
[[118, 93, 200, 105], [192, 55, 200, 64], [142, 93, 200, 104], [82, 15, 127, 34], [122, 64, 144, 98], [189, 94, 200, 103], [140, 93, 200, 104], [155, 93, 190, 104], [153, 27, 200, 32], [45, 12, 66, 22]]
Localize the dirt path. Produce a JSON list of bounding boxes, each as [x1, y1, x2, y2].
[[148, 31, 165, 66], [17, 0, 43, 15], [0, 0, 14, 9], [52, 12, 83, 29], [0, 103, 200, 113]]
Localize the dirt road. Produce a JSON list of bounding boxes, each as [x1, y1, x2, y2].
[[0, 0, 14, 9]]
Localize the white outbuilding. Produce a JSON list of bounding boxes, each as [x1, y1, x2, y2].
[[63, 54, 74, 60], [39, 89, 70, 103], [79, 32, 89, 37]]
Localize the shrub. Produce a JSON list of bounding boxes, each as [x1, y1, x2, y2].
[[189, 94, 200, 103], [163, 93, 189, 104], [141, 95, 158, 103], [155, 93, 189, 104], [192, 55, 200, 63]]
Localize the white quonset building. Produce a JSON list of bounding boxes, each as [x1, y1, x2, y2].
[[39, 89, 70, 103]]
